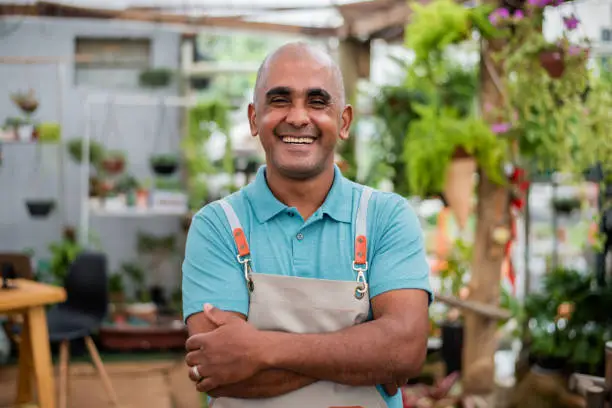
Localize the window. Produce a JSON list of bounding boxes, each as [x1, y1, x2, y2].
[[74, 37, 151, 88]]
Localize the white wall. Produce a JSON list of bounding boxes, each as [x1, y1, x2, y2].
[[0, 16, 183, 289]]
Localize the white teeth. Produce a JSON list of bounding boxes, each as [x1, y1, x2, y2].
[[282, 136, 314, 144]]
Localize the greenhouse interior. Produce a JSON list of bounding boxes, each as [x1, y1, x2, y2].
[[0, 0, 612, 407]]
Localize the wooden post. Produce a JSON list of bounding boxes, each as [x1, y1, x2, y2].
[[461, 35, 511, 395]]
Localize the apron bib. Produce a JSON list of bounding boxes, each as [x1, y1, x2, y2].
[[213, 187, 386, 408]]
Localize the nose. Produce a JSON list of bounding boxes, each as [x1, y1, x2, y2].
[[285, 104, 309, 128]]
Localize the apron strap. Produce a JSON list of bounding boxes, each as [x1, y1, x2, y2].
[[219, 200, 251, 259], [354, 186, 373, 267], [219, 199, 255, 291], [353, 186, 374, 298]]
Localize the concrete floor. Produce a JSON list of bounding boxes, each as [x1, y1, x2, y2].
[[0, 358, 201, 408]]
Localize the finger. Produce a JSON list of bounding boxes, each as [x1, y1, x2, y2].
[[184, 350, 204, 367], [196, 377, 218, 393], [203, 303, 226, 326], [185, 333, 206, 352], [383, 383, 398, 396]]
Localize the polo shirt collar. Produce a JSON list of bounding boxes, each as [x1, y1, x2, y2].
[[244, 164, 352, 224]]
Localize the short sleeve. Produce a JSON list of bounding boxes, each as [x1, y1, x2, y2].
[[182, 204, 250, 322], [367, 194, 433, 305]]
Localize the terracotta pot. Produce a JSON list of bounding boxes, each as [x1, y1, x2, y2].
[[539, 49, 565, 78], [102, 158, 125, 174], [443, 148, 476, 230]]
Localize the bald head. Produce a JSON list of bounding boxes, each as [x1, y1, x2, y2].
[[253, 42, 346, 107]]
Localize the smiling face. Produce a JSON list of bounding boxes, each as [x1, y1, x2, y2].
[[248, 44, 353, 181]]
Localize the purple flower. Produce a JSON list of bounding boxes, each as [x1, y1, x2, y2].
[[491, 123, 512, 134], [563, 14, 579, 30], [514, 10, 524, 20], [489, 7, 511, 25]]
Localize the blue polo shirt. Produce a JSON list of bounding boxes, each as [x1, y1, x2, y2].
[[182, 164, 432, 408]]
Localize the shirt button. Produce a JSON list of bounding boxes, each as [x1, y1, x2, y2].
[[296, 233, 304, 240], [287, 211, 294, 217]]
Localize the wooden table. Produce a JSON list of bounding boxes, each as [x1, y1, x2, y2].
[[0, 278, 67, 408]]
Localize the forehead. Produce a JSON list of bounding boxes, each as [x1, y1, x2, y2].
[[260, 53, 338, 96]]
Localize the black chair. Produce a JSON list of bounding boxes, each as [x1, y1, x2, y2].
[[46, 251, 119, 408]]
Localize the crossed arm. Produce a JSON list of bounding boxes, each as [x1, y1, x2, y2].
[[185, 288, 429, 399]]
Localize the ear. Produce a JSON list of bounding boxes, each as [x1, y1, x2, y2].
[[339, 104, 353, 141], [248, 103, 258, 137]]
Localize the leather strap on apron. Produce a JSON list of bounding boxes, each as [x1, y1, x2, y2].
[[220, 187, 374, 296]]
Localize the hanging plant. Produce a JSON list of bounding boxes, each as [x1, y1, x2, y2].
[[405, 0, 502, 66], [101, 150, 126, 175], [67, 138, 106, 168], [10, 89, 39, 115], [403, 104, 507, 199], [489, 3, 611, 177], [150, 153, 179, 176]]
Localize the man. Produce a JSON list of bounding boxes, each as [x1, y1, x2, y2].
[[182, 42, 432, 408]]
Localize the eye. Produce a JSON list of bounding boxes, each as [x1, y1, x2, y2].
[[270, 97, 289, 105], [310, 99, 327, 107]]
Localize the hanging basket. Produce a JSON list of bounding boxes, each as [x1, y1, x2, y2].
[[443, 147, 476, 230], [102, 157, 125, 174], [539, 48, 565, 79], [25, 199, 55, 218], [150, 155, 179, 176]]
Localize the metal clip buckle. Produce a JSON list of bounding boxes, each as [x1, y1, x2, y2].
[[237, 255, 254, 292], [352, 262, 368, 299]]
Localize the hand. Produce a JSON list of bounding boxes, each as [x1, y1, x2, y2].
[[185, 304, 268, 393]]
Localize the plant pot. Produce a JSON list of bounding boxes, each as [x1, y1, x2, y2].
[[17, 125, 34, 142], [440, 320, 463, 375], [151, 162, 177, 176], [539, 49, 565, 78], [102, 158, 125, 174], [25, 199, 55, 218], [443, 148, 476, 230]]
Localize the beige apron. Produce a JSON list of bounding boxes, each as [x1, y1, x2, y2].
[[214, 187, 387, 408]]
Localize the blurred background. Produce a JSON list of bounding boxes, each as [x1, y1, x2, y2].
[[0, 0, 611, 407]]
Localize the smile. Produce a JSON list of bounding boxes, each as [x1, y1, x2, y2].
[[280, 136, 316, 144]]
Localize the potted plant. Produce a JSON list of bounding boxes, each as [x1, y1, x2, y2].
[[551, 196, 582, 215], [438, 238, 472, 374], [37, 122, 61, 143], [138, 68, 173, 88], [150, 153, 179, 176], [404, 104, 507, 228], [102, 150, 126, 175], [108, 273, 125, 304]]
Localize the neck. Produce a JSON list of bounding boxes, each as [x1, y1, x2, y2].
[[265, 164, 335, 220]]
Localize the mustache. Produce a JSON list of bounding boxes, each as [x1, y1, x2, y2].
[[273, 124, 321, 138]]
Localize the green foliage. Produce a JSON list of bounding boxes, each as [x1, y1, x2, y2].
[[67, 138, 105, 166], [405, 0, 500, 66], [182, 98, 233, 210], [37, 122, 61, 143], [403, 104, 507, 197], [372, 86, 427, 195], [150, 153, 179, 166], [139, 68, 173, 88], [48, 230, 82, 285], [524, 268, 612, 372]]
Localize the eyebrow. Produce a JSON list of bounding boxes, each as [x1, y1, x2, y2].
[[265, 86, 332, 102]]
